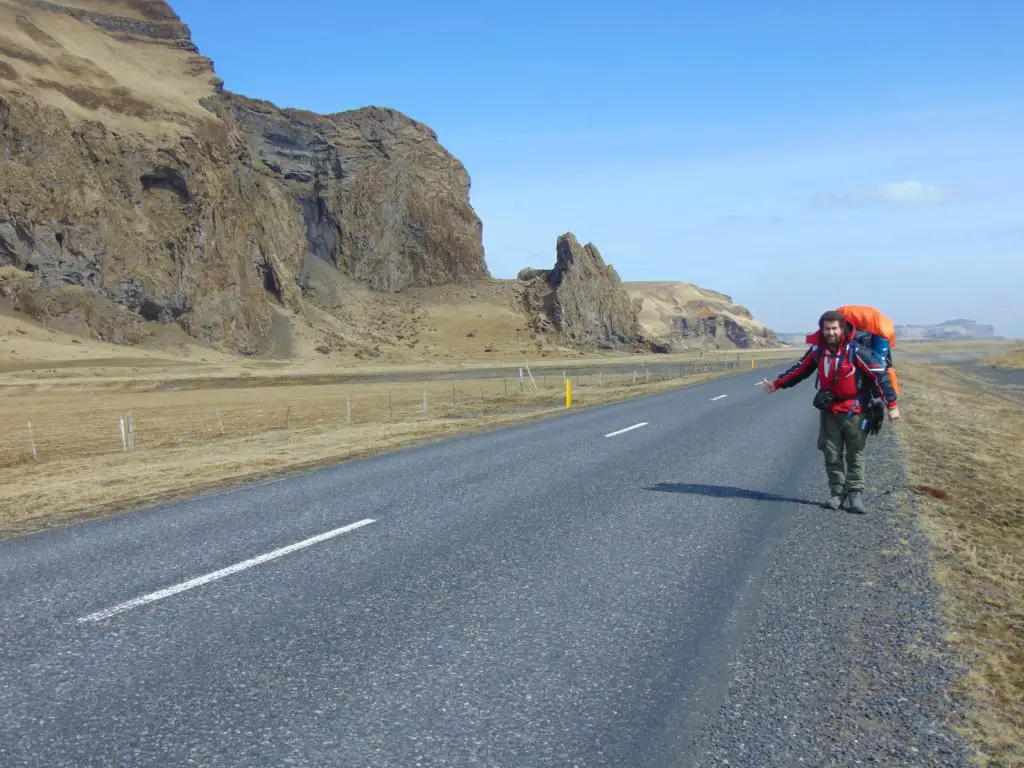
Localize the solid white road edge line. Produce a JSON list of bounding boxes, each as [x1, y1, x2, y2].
[[604, 422, 649, 438], [78, 518, 377, 623], [711, 394, 729, 401]]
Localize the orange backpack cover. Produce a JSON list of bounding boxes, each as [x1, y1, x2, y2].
[[835, 304, 901, 395]]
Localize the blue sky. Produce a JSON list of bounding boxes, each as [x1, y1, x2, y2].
[[171, 0, 1023, 336]]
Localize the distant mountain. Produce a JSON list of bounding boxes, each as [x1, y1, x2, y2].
[[774, 333, 806, 345], [777, 319, 997, 345], [895, 320, 996, 341]]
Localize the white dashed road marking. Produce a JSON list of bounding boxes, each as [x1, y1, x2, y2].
[[711, 394, 729, 401], [604, 422, 649, 438], [79, 518, 377, 623]]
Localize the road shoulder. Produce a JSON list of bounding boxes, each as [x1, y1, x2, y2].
[[892, 360, 1024, 765], [688, 422, 972, 766]]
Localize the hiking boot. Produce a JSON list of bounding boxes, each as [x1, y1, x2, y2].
[[824, 494, 844, 510], [847, 492, 866, 514]]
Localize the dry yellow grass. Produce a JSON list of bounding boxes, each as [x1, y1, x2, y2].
[[1, 273, 795, 380], [896, 360, 1024, 767], [0, 365, 746, 536], [1, 287, 790, 539], [982, 348, 1024, 369], [0, 0, 221, 133], [898, 339, 1021, 359], [1, 291, 793, 384]]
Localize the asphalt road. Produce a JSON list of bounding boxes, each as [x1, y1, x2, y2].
[[0, 364, 970, 766]]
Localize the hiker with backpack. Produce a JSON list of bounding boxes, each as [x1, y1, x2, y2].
[[761, 309, 901, 513]]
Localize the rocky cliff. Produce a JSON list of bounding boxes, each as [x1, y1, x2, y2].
[[0, 0, 487, 354], [222, 95, 487, 293], [518, 233, 646, 350], [624, 281, 780, 350]]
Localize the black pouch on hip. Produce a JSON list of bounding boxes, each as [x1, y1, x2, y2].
[[812, 389, 834, 411]]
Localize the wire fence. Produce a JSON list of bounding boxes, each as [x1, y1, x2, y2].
[[0, 358, 774, 468]]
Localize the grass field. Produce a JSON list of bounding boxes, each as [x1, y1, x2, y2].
[[982, 347, 1024, 369], [0, 361, 773, 536], [896, 360, 1024, 767], [2, 297, 793, 536]]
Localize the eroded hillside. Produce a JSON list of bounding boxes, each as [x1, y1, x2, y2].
[[0, 0, 779, 362], [625, 281, 779, 350], [0, 0, 490, 357]]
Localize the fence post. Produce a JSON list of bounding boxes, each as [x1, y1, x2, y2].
[[216, 409, 225, 435], [120, 416, 127, 451], [346, 396, 351, 423], [524, 361, 537, 390], [26, 420, 37, 460], [285, 404, 291, 429], [452, 380, 457, 404], [127, 412, 135, 450], [422, 389, 427, 414]]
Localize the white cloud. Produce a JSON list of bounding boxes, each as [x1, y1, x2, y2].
[[812, 180, 967, 209], [874, 180, 964, 205]]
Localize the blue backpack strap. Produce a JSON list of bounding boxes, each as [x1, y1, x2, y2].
[[847, 338, 863, 389]]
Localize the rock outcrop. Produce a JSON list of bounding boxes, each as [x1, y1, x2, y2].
[[224, 95, 487, 293], [519, 233, 644, 349], [0, 0, 488, 354], [624, 281, 779, 350], [671, 312, 778, 348], [0, 86, 306, 354]]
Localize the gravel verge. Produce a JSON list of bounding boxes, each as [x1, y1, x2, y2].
[[688, 424, 974, 766]]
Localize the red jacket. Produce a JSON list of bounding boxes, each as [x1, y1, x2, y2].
[[772, 326, 899, 415]]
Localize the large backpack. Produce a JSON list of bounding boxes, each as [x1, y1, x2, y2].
[[834, 304, 901, 395]]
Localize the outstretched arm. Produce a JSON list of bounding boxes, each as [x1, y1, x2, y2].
[[766, 347, 817, 392]]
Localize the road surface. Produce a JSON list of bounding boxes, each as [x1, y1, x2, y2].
[[0, 365, 970, 766]]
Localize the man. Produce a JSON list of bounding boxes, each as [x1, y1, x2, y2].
[[762, 310, 901, 513]]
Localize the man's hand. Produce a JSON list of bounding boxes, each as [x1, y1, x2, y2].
[[888, 404, 901, 421], [761, 377, 777, 393]]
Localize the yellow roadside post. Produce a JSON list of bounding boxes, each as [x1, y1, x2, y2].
[[566, 377, 572, 408]]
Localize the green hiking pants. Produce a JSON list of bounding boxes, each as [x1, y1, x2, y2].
[[817, 411, 869, 496]]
